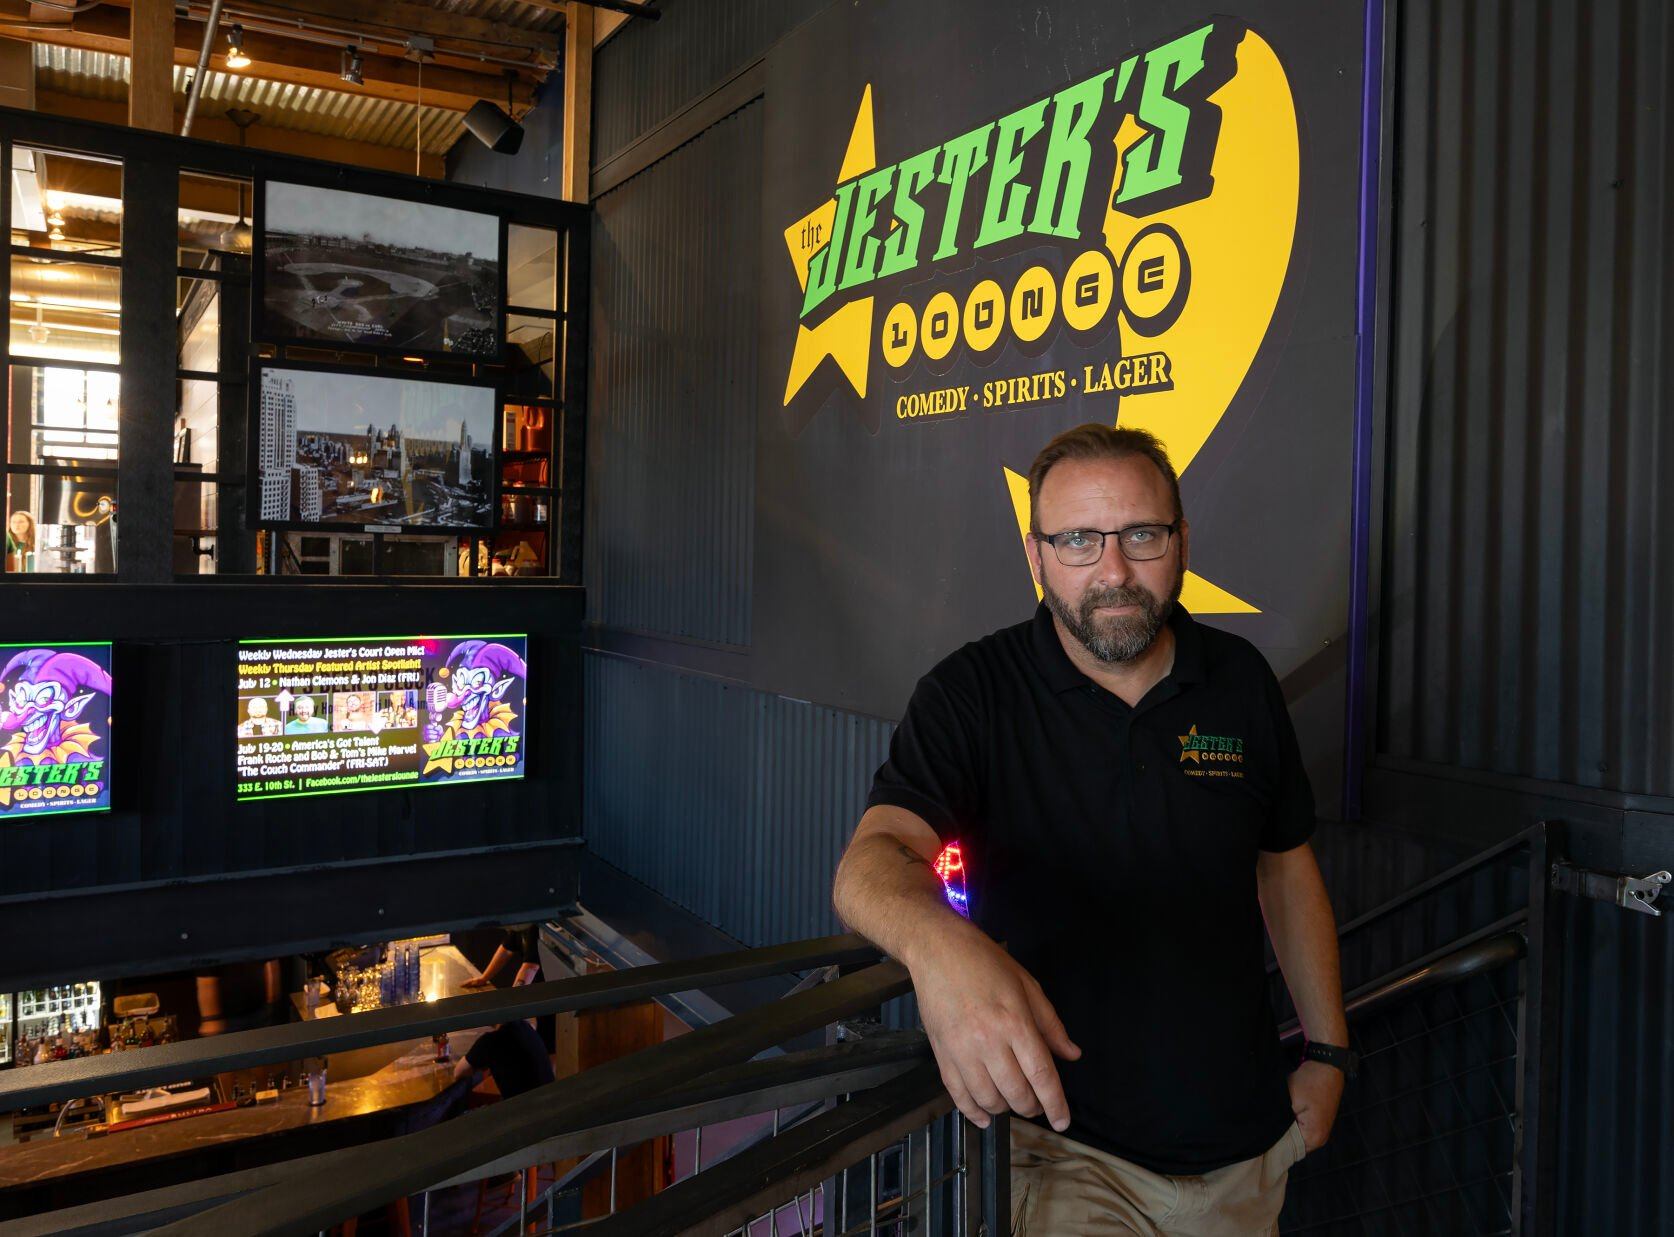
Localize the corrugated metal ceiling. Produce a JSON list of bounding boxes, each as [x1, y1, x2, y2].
[[437, 0, 566, 34], [33, 45, 469, 156]]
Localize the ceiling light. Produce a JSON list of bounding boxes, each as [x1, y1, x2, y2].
[[225, 25, 251, 70], [340, 46, 364, 86], [218, 218, 253, 252], [46, 211, 64, 228], [48, 226, 64, 241]]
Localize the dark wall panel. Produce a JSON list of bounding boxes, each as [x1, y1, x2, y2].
[[1376, 0, 1674, 797], [587, 102, 761, 645], [592, 0, 827, 166], [447, 78, 565, 196], [0, 582, 584, 982], [584, 651, 890, 948]]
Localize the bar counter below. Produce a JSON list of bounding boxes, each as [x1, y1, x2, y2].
[[0, 944, 490, 1219]]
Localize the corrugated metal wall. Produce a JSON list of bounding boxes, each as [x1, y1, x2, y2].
[[1377, 0, 1674, 797], [592, 0, 828, 166], [1559, 895, 1674, 1235], [584, 652, 893, 947], [587, 102, 761, 645], [1377, 2, 1674, 1230]]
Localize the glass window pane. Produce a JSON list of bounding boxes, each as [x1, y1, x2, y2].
[[174, 480, 218, 574], [8, 365, 119, 465], [490, 531, 548, 576], [340, 537, 375, 575], [175, 378, 219, 474], [377, 537, 452, 576], [282, 532, 336, 575], [10, 147, 122, 257], [499, 492, 549, 527], [505, 315, 556, 400], [502, 402, 554, 455], [11, 259, 121, 365], [178, 278, 221, 371], [5, 470, 116, 574], [501, 457, 550, 488], [507, 224, 557, 311], [179, 171, 253, 269]]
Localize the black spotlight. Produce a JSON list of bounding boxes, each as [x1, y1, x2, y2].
[[463, 100, 524, 155]]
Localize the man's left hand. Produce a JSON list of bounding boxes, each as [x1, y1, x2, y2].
[[1287, 1060, 1344, 1152]]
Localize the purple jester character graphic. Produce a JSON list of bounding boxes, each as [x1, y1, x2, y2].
[[0, 649, 112, 810], [420, 640, 525, 777]]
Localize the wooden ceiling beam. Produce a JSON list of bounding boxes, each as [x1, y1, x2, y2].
[[36, 89, 447, 177], [562, 1, 591, 202], [127, 0, 173, 131], [0, 7, 538, 113]]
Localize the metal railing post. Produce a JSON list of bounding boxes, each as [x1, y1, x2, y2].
[[1513, 821, 1564, 1237], [980, 1114, 1010, 1236]]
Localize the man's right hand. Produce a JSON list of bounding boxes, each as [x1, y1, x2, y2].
[[907, 923, 1081, 1132]]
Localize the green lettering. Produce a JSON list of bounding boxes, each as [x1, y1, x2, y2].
[[1116, 25, 1214, 207], [45, 763, 67, 785], [837, 164, 896, 292], [801, 180, 859, 318], [1028, 70, 1114, 239], [877, 147, 940, 279], [1113, 52, 1139, 103], [975, 98, 1050, 248], [83, 760, 104, 781], [931, 124, 995, 261]]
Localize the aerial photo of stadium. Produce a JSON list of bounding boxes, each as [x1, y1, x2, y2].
[[261, 182, 500, 358]]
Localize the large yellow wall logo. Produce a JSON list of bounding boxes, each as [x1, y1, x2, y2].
[[778, 21, 1299, 615]]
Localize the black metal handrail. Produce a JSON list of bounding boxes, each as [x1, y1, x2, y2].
[[154, 959, 914, 1235], [1265, 822, 1541, 982], [1277, 928, 1527, 1044], [18, 1032, 934, 1236], [590, 1064, 951, 1237], [1328, 824, 1539, 942], [0, 934, 881, 1112]]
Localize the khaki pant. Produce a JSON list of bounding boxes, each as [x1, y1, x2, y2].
[[1010, 1118, 1306, 1236]]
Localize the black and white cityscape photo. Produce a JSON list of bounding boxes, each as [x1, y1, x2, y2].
[[257, 366, 495, 529], [261, 181, 500, 357]]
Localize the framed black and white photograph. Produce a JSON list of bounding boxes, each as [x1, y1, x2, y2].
[[258, 180, 502, 359], [251, 362, 497, 532]]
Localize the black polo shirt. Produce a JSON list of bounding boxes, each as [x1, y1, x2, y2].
[[867, 602, 1313, 1174], [466, 1020, 555, 1100]]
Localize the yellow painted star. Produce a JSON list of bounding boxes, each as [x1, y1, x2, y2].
[[1179, 725, 1202, 763], [781, 86, 879, 418]]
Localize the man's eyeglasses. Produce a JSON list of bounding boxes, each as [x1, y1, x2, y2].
[[1037, 522, 1179, 566]]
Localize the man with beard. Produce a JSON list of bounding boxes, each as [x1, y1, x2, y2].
[[832, 424, 1349, 1235]]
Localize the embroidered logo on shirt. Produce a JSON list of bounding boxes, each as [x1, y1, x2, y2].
[[1179, 724, 1245, 778]]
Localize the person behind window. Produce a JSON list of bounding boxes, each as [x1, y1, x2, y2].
[[6, 510, 35, 572], [452, 1018, 553, 1099], [462, 923, 542, 991]]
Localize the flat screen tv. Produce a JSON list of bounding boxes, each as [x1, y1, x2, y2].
[[259, 180, 501, 359], [253, 364, 496, 531], [0, 642, 113, 817], [236, 634, 527, 802]]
